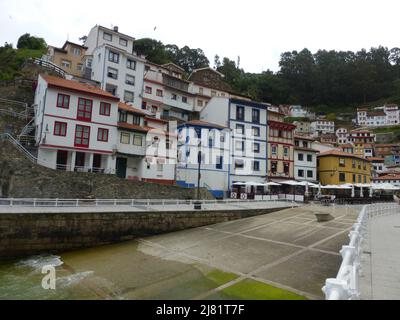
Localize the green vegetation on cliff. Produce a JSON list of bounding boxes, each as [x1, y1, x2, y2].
[[0, 34, 47, 81]]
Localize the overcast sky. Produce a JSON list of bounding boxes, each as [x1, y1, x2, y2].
[[1, 0, 399, 73]]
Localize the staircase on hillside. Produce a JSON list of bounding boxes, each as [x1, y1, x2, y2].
[[0, 133, 38, 164], [18, 118, 36, 146]]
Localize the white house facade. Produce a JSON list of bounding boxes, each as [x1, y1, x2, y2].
[[142, 62, 195, 122], [83, 25, 146, 107], [310, 120, 335, 137], [176, 120, 230, 198], [294, 136, 318, 182], [116, 102, 176, 185], [200, 97, 269, 191], [336, 128, 348, 145], [34, 74, 119, 173]]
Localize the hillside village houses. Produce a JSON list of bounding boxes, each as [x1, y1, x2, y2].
[[356, 104, 400, 127], [293, 120, 311, 135], [310, 120, 335, 137], [44, 41, 88, 77], [336, 128, 348, 145], [27, 23, 400, 198]]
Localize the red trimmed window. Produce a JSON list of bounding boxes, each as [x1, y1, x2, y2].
[[74, 125, 90, 148], [145, 86, 152, 94], [54, 121, 67, 136], [100, 102, 111, 116], [57, 94, 70, 109], [97, 128, 109, 142], [77, 98, 92, 121], [156, 89, 163, 97]]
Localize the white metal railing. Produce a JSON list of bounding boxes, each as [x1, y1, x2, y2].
[[0, 108, 28, 119], [322, 203, 400, 300], [0, 197, 302, 209], [0, 97, 33, 120], [1, 133, 115, 174], [28, 57, 67, 78], [0, 132, 37, 163], [19, 118, 35, 137]]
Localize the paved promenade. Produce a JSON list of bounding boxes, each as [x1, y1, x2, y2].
[[360, 212, 400, 300], [136, 204, 361, 299]]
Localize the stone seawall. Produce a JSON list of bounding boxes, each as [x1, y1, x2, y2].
[[0, 207, 289, 258]]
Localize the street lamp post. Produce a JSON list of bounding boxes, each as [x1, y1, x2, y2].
[[197, 149, 201, 201], [194, 139, 202, 210]]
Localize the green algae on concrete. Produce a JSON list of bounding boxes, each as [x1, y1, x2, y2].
[[204, 269, 238, 287], [218, 279, 307, 300]]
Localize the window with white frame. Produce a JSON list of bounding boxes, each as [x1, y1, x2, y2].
[[120, 132, 130, 144], [103, 32, 112, 41], [107, 67, 118, 79], [133, 135, 142, 146], [126, 74, 135, 86], [119, 38, 128, 46], [127, 59, 136, 70], [124, 91, 134, 103], [271, 144, 277, 155], [61, 60, 71, 68]]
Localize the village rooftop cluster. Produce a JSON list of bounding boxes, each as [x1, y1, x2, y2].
[[29, 25, 400, 199]]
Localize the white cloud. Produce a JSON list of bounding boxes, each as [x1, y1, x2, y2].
[[1, 0, 399, 72]]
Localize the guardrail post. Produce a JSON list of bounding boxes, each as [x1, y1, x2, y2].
[[33, 198, 36, 207], [55, 198, 58, 207], [323, 278, 350, 300], [76, 199, 79, 207]]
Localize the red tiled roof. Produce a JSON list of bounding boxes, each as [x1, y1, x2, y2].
[[318, 149, 369, 161], [294, 135, 314, 141], [367, 157, 384, 161], [145, 116, 168, 123], [294, 146, 319, 152], [118, 102, 147, 115], [41, 74, 119, 101], [373, 173, 400, 180], [340, 144, 353, 148], [184, 120, 227, 129], [117, 122, 150, 132]]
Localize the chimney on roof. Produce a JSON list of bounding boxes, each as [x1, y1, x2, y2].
[[113, 26, 119, 32]]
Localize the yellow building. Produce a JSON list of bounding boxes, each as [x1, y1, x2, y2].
[[46, 41, 87, 77], [317, 150, 371, 185]]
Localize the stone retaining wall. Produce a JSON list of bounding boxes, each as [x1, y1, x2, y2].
[[0, 207, 288, 258]]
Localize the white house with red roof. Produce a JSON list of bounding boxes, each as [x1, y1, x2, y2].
[[116, 102, 176, 185], [34, 74, 120, 173]]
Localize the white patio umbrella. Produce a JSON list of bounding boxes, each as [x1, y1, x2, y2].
[[264, 182, 281, 186], [317, 183, 322, 197], [305, 181, 309, 196], [351, 184, 355, 198]]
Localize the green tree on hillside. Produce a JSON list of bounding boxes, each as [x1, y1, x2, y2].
[[17, 33, 47, 51]]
